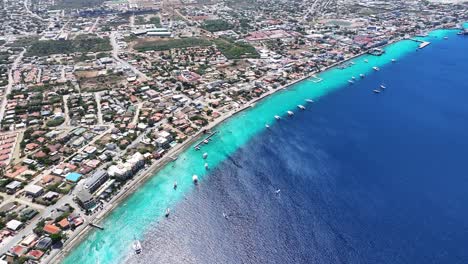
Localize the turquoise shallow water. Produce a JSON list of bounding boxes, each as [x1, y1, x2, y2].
[[62, 29, 457, 264]]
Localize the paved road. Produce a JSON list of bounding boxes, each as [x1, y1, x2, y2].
[[109, 32, 149, 82], [23, 0, 45, 21], [89, 17, 100, 33], [0, 49, 25, 128], [94, 92, 104, 125]]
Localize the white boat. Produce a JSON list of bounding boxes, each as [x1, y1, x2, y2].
[[306, 99, 314, 103], [391, 59, 396, 63], [204, 163, 209, 170], [297, 105, 305, 110], [275, 189, 281, 194], [351, 76, 356, 80], [265, 124, 270, 128], [380, 84, 386, 89], [192, 175, 199, 184], [173, 181, 177, 190], [373, 66, 380, 71], [274, 115, 281, 120], [360, 74, 365, 78], [348, 80, 354, 84], [203, 152, 208, 159], [165, 208, 170, 217], [287, 111, 294, 116], [194, 146, 200, 151], [373, 89, 381, 93], [444, 36, 448, 40], [133, 238, 142, 254], [364, 59, 369, 63]]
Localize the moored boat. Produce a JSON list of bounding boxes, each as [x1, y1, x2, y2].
[[133, 238, 142, 254]]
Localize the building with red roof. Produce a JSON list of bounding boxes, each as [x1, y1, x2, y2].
[[43, 224, 61, 235]]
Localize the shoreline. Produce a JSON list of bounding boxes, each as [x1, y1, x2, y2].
[[48, 56, 352, 263], [51, 27, 452, 263]]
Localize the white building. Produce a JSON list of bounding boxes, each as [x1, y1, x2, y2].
[[108, 152, 145, 180]]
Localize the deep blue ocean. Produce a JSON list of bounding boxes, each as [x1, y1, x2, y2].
[[130, 35, 468, 263]]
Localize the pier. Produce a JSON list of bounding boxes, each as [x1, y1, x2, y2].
[[309, 75, 323, 83], [367, 48, 385, 56], [90, 223, 104, 230], [409, 38, 431, 49], [194, 131, 218, 150]]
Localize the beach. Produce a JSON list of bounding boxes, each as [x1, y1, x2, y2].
[[59, 28, 458, 264]]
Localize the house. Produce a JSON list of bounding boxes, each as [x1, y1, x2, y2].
[[65, 172, 82, 183], [35, 237, 52, 250], [43, 224, 61, 235], [6, 220, 22, 231], [24, 185, 44, 197], [27, 249, 44, 260], [57, 218, 70, 229], [5, 181, 21, 194], [9, 245, 27, 257], [20, 234, 38, 248]]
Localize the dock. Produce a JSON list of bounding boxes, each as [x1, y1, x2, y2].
[[194, 131, 218, 150], [90, 222, 104, 230], [367, 48, 385, 56], [309, 75, 323, 83], [409, 38, 431, 49]]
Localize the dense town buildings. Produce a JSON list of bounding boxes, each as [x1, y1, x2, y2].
[[0, 0, 466, 262]]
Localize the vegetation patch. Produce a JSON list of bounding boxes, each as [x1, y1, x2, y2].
[[26, 35, 112, 57], [201, 19, 233, 32], [51, 0, 106, 9], [213, 38, 259, 59], [7, 36, 40, 48], [134, 38, 212, 52], [149, 17, 162, 27], [46, 117, 65, 127]]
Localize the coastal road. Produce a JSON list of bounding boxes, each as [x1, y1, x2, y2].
[[0, 49, 25, 128], [109, 32, 149, 82]]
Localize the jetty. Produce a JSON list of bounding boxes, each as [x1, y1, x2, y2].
[[309, 75, 323, 83], [90, 223, 104, 230], [367, 48, 385, 56], [338, 61, 354, 69], [194, 131, 218, 150], [409, 38, 431, 49]]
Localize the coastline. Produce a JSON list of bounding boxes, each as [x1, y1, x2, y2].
[[54, 27, 455, 264], [48, 52, 361, 263]]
